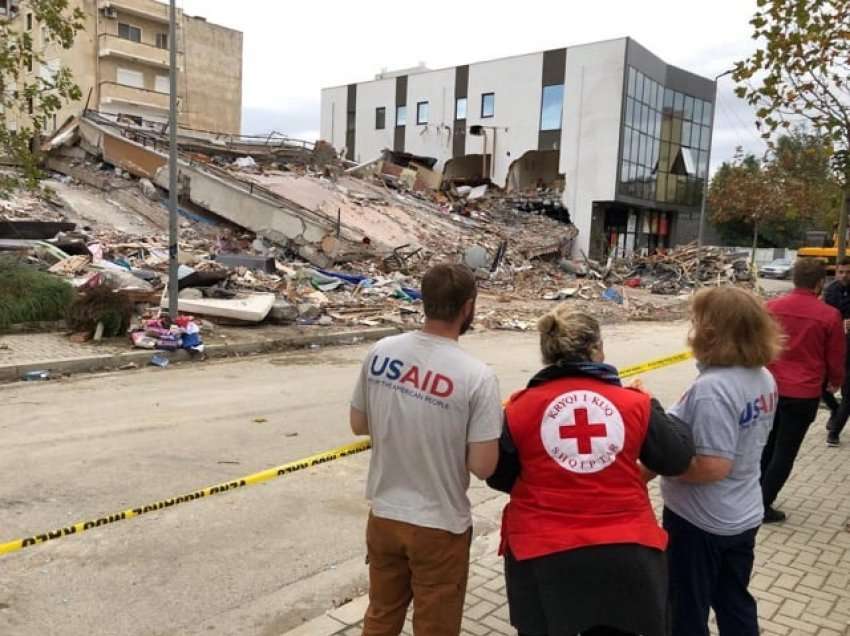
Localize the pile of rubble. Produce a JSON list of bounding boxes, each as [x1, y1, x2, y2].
[[0, 111, 760, 349]]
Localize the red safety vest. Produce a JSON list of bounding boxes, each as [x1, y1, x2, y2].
[[501, 376, 667, 560]]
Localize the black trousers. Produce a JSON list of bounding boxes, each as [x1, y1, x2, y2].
[[827, 369, 850, 437], [760, 396, 820, 508], [519, 629, 633, 636], [663, 508, 759, 636]]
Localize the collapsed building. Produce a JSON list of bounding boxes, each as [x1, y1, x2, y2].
[[321, 37, 716, 261]]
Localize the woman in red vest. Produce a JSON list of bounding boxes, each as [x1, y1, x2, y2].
[[488, 307, 694, 636]]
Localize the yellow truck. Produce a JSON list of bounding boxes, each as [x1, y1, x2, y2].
[[797, 231, 840, 274]]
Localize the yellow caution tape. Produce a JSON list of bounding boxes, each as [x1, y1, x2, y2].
[[619, 350, 693, 379], [0, 349, 693, 558], [0, 439, 372, 557]]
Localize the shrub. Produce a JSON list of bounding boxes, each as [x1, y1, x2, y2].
[[0, 258, 75, 329]]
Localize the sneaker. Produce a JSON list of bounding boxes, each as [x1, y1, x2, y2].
[[763, 507, 787, 524], [827, 433, 840, 447]]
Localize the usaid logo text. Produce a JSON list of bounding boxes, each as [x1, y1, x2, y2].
[[738, 390, 778, 429], [369, 356, 455, 398]]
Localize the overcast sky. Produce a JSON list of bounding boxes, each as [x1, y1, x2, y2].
[[179, 0, 769, 170]]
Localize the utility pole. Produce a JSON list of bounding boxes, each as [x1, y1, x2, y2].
[[697, 69, 734, 251], [167, 0, 179, 320]]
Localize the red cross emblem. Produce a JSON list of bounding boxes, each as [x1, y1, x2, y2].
[[560, 407, 608, 454]]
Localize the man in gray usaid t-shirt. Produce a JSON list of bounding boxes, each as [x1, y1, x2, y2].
[[662, 366, 777, 534], [350, 264, 502, 636]]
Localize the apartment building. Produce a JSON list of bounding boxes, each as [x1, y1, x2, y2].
[[1, 0, 242, 134], [320, 38, 715, 259]]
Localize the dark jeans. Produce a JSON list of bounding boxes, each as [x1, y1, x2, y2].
[[827, 370, 850, 437], [822, 386, 840, 415], [760, 396, 820, 507], [663, 508, 759, 636], [519, 629, 634, 636]]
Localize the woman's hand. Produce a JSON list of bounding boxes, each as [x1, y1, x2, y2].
[[628, 378, 651, 396]]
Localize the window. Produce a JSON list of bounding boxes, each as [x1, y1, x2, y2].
[[540, 84, 564, 131], [375, 107, 386, 130], [155, 75, 169, 93], [416, 101, 429, 125], [117, 67, 144, 89], [118, 23, 141, 43], [40, 59, 59, 84], [27, 96, 33, 114], [156, 32, 168, 50], [481, 92, 494, 118], [26, 12, 31, 30], [455, 97, 467, 120], [26, 55, 32, 73], [395, 105, 406, 127]]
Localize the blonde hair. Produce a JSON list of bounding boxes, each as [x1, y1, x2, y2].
[[538, 305, 601, 365], [689, 287, 783, 368]]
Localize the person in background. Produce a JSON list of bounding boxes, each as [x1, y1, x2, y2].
[[761, 258, 845, 523], [661, 287, 781, 636], [350, 263, 502, 636], [823, 257, 850, 446], [487, 306, 694, 636]]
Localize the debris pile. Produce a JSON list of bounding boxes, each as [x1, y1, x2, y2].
[[1, 111, 762, 350]]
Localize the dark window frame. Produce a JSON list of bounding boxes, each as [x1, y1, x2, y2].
[[455, 97, 467, 120], [26, 12, 32, 30], [395, 105, 406, 127], [481, 92, 495, 119], [118, 22, 142, 43], [416, 100, 429, 125], [375, 106, 386, 130], [539, 83, 564, 132]]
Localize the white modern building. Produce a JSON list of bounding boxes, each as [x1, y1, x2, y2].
[[320, 38, 715, 259]]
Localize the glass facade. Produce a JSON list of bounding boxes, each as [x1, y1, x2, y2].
[[619, 66, 712, 208], [540, 84, 564, 131]]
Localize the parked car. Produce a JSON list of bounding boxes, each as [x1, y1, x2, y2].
[[759, 258, 793, 279]]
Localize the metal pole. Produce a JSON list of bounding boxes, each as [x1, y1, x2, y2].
[[167, 0, 179, 320], [696, 69, 733, 282]]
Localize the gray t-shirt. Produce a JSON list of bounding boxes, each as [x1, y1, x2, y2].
[[661, 365, 777, 535], [351, 331, 502, 534]]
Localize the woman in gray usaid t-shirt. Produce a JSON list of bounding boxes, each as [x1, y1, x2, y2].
[[660, 287, 781, 636]]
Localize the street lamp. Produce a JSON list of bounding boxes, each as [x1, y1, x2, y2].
[[167, 0, 178, 320], [696, 68, 735, 251]]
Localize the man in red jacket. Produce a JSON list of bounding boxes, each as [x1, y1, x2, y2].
[[761, 258, 846, 523]]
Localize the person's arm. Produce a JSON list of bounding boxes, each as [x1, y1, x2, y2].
[[486, 419, 521, 493], [639, 398, 695, 477], [677, 455, 734, 483], [349, 353, 370, 436], [466, 371, 503, 480], [468, 440, 499, 480], [350, 406, 369, 436], [826, 311, 846, 392]]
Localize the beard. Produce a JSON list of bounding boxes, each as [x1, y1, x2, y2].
[[460, 310, 475, 335]]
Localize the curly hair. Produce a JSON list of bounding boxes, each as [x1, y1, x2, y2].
[[538, 305, 602, 365]]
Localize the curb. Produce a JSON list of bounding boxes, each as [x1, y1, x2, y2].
[[0, 326, 402, 384]]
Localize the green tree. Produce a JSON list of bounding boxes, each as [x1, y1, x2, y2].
[[733, 0, 850, 259], [709, 149, 787, 253], [0, 0, 84, 194]]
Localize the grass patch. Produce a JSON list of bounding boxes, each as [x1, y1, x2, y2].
[[0, 257, 75, 329]]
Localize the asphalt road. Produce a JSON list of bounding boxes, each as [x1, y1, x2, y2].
[[0, 322, 696, 636]]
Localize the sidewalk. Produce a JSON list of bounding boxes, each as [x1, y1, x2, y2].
[[0, 324, 401, 382], [285, 412, 850, 636]]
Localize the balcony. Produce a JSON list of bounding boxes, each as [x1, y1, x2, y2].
[[99, 81, 169, 112], [98, 33, 173, 69], [98, 0, 172, 24]]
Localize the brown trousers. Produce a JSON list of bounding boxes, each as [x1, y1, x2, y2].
[[361, 512, 471, 636]]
